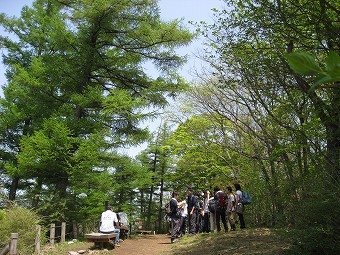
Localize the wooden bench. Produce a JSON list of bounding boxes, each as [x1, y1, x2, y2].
[[84, 232, 118, 249], [136, 230, 154, 235]]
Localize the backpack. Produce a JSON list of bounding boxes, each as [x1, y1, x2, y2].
[[241, 191, 252, 205], [216, 191, 227, 209], [208, 198, 216, 213], [165, 201, 171, 216]]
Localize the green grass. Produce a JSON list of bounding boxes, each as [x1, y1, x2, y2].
[[170, 228, 292, 255]]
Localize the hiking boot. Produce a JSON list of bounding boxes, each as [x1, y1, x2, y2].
[[115, 243, 120, 247]]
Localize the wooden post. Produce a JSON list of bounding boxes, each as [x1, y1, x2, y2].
[[9, 233, 18, 255], [50, 223, 55, 246], [61, 222, 66, 243], [0, 244, 9, 255], [72, 220, 78, 239], [35, 225, 41, 254]]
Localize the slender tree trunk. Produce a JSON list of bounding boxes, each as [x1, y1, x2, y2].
[[146, 185, 154, 229], [8, 176, 19, 201], [32, 178, 43, 208], [157, 177, 164, 233], [146, 150, 158, 229], [140, 190, 144, 215]]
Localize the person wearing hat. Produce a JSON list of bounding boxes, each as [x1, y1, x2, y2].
[[99, 206, 121, 247]]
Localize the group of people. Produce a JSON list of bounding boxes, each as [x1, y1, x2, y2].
[[168, 184, 246, 243]]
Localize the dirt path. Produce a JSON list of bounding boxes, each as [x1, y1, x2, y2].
[[109, 234, 172, 255]]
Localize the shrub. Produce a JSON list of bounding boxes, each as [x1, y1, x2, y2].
[[0, 206, 47, 255], [285, 188, 340, 255]]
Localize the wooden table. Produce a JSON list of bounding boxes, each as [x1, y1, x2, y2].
[[84, 232, 118, 249]]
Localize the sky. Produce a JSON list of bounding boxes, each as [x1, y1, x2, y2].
[[0, 0, 222, 156]]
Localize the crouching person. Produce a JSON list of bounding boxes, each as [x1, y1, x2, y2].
[[99, 206, 121, 247]]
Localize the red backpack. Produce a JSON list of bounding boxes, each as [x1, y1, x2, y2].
[[217, 191, 227, 209]]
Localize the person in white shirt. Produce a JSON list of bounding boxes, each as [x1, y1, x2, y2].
[[99, 206, 120, 246], [201, 190, 211, 233], [179, 197, 188, 236]]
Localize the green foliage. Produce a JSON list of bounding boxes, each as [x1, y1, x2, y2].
[[186, 0, 339, 234], [168, 114, 242, 191], [16, 118, 75, 179], [285, 50, 340, 255], [0, 0, 193, 226], [286, 52, 323, 76], [286, 51, 340, 91], [285, 189, 340, 255], [0, 206, 47, 255]]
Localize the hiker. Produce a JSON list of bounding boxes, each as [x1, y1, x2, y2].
[[208, 195, 216, 232], [214, 186, 228, 232], [201, 190, 211, 233], [179, 196, 188, 236], [196, 192, 204, 233], [170, 191, 182, 243], [187, 187, 199, 235], [234, 183, 246, 229], [99, 206, 121, 247], [226, 186, 236, 231]]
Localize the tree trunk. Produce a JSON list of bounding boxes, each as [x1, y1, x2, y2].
[[157, 177, 164, 233], [146, 185, 154, 229], [8, 176, 19, 201], [32, 178, 43, 208]]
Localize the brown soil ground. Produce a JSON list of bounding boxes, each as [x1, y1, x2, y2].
[[111, 234, 172, 255], [41, 234, 173, 255], [114, 235, 172, 255]]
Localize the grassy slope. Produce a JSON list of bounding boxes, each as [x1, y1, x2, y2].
[[169, 228, 292, 255]]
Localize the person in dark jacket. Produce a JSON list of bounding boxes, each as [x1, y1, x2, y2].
[[187, 187, 199, 235], [170, 191, 181, 243], [214, 186, 228, 232]]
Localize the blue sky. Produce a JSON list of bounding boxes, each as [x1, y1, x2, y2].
[[0, 0, 222, 155]]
